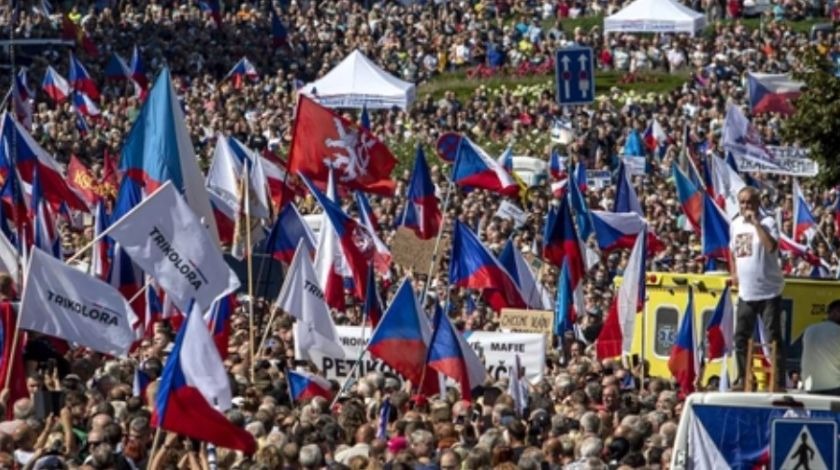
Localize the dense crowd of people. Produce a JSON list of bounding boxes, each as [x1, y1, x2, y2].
[[0, 0, 838, 469]]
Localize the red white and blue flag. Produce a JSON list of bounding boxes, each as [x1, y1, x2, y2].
[[793, 179, 817, 242], [224, 57, 259, 89], [701, 193, 730, 262], [301, 174, 372, 301], [597, 228, 646, 359], [288, 369, 333, 402], [265, 203, 315, 264], [367, 278, 437, 394], [41, 66, 70, 103], [30, 169, 60, 258], [426, 305, 487, 400], [68, 52, 100, 101], [705, 285, 733, 360], [451, 137, 518, 196], [498, 239, 552, 310], [153, 301, 256, 454], [449, 221, 525, 311], [400, 146, 441, 240], [668, 288, 698, 395], [72, 91, 100, 118], [747, 72, 802, 116], [613, 161, 643, 217], [203, 293, 236, 360]]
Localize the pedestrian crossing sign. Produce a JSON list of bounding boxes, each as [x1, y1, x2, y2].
[[771, 418, 837, 470]]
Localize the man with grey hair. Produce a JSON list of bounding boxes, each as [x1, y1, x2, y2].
[[0, 398, 33, 435], [299, 443, 322, 469], [580, 411, 601, 436], [409, 429, 435, 466], [565, 437, 605, 469]]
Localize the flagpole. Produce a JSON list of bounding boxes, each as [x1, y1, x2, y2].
[[419, 179, 455, 307], [244, 164, 256, 383]]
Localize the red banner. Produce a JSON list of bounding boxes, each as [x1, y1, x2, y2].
[[288, 96, 396, 196]]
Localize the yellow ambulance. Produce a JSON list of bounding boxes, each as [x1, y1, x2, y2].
[[628, 272, 840, 385]]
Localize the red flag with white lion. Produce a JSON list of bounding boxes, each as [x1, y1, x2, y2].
[[288, 96, 396, 196]]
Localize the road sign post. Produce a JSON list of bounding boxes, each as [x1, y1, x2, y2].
[[555, 47, 595, 107]]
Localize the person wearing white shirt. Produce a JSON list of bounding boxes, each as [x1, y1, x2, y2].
[[730, 186, 786, 389], [801, 300, 840, 394]]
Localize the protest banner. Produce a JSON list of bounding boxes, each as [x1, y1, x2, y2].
[[494, 200, 528, 229], [298, 326, 546, 385], [391, 227, 440, 272]]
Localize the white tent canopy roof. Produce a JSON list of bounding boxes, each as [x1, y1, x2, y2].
[[604, 0, 707, 36], [300, 50, 416, 111]]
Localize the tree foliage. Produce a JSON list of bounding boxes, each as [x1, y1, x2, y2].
[[782, 48, 840, 186]]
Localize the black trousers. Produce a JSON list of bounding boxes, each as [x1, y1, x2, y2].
[[734, 295, 786, 388]]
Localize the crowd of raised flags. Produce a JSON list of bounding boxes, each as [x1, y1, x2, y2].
[[0, 4, 838, 464]]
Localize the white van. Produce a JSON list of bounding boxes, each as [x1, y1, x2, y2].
[[671, 392, 840, 469]]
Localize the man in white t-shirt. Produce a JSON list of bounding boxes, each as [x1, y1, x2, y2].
[[801, 300, 840, 394], [730, 187, 786, 389]]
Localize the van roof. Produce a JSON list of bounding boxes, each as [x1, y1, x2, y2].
[[683, 392, 840, 410]]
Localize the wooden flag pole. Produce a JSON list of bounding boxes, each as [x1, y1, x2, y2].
[[244, 167, 256, 383]]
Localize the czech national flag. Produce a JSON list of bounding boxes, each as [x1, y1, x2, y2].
[[0, 113, 88, 211], [643, 119, 668, 155], [668, 288, 698, 395], [300, 175, 371, 300], [288, 370, 333, 402], [613, 161, 643, 216], [41, 66, 70, 103], [367, 278, 434, 390], [363, 265, 383, 328], [224, 57, 258, 89], [198, 0, 222, 27], [426, 305, 487, 400], [68, 52, 100, 101], [72, 91, 100, 118], [264, 203, 315, 264], [542, 198, 584, 282], [154, 302, 256, 454], [705, 285, 733, 360], [589, 210, 651, 253], [30, 168, 60, 258], [498, 239, 550, 310], [90, 201, 110, 280], [400, 146, 441, 240], [569, 165, 592, 240], [452, 137, 518, 196], [130, 45, 149, 91], [203, 294, 236, 360], [792, 179, 816, 242], [701, 193, 730, 261], [549, 149, 565, 181], [673, 163, 703, 233], [747, 72, 802, 116], [449, 221, 525, 311]]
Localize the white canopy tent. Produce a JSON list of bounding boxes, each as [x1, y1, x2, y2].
[[604, 0, 707, 36], [300, 50, 416, 111]]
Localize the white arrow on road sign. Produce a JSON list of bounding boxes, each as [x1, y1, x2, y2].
[[578, 54, 590, 98], [560, 55, 571, 99]]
